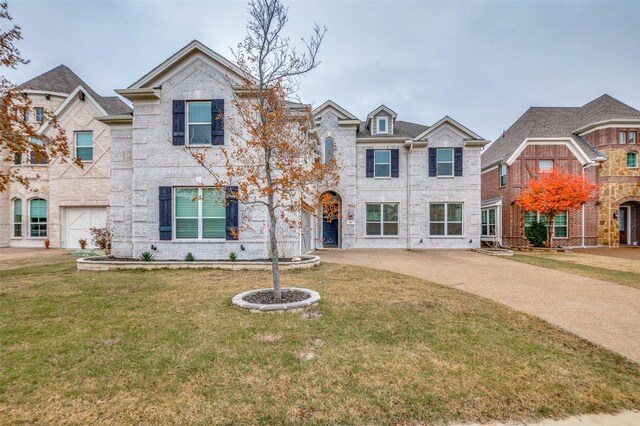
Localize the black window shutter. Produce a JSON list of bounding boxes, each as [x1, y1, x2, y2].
[[366, 149, 374, 178], [172, 100, 185, 146], [391, 149, 399, 178], [225, 186, 239, 240], [454, 147, 463, 177], [428, 148, 437, 177], [159, 186, 172, 240], [211, 99, 224, 145]]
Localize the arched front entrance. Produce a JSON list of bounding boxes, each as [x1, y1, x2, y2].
[[321, 191, 341, 248], [618, 200, 640, 246]]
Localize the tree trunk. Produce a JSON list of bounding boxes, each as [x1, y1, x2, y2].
[[267, 195, 282, 300], [549, 215, 555, 249]]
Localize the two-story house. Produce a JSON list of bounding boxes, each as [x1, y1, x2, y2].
[[99, 41, 488, 260], [481, 95, 640, 248], [0, 65, 131, 248]]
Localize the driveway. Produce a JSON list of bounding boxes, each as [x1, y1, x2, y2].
[[316, 249, 640, 364]]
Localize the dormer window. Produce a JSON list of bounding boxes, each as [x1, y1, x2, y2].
[[376, 117, 388, 134]]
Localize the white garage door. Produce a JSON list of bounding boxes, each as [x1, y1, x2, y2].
[[63, 207, 107, 249]]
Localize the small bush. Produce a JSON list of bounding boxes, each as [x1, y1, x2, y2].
[[90, 226, 112, 252], [140, 251, 154, 261], [184, 252, 195, 262], [228, 251, 238, 261], [78, 239, 87, 250], [525, 220, 548, 247]]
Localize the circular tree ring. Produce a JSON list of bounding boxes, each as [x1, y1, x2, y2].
[[232, 287, 320, 313]]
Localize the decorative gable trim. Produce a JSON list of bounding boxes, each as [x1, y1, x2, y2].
[[313, 100, 359, 121], [574, 119, 640, 136], [37, 85, 108, 135], [413, 116, 484, 142], [366, 104, 398, 121], [504, 137, 599, 167]]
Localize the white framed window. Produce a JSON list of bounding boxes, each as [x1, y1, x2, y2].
[[29, 137, 46, 165], [499, 164, 507, 187], [366, 203, 398, 236], [374, 149, 391, 178], [538, 159, 554, 174], [629, 132, 636, 144], [187, 101, 212, 145], [376, 116, 388, 134], [174, 187, 225, 239], [34, 107, 43, 122], [75, 131, 93, 162], [627, 152, 638, 168], [619, 131, 627, 144], [12, 198, 22, 238], [324, 137, 335, 162], [29, 198, 47, 238], [436, 148, 454, 177], [24, 110, 30, 122], [525, 211, 568, 238], [481, 208, 496, 237], [430, 203, 463, 236]]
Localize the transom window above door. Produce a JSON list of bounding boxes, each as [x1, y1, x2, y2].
[[187, 101, 212, 145]]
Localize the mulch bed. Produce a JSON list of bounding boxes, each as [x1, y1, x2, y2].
[[242, 289, 311, 305]]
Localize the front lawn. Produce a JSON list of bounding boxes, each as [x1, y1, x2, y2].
[[1, 256, 639, 424]]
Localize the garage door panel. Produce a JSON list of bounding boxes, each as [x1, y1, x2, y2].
[[63, 207, 107, 249]]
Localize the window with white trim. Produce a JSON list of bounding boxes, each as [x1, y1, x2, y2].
[[430, 203, 463, 236], [436, 148, 454, 177], [324, 138, 335, 162], [34, 107, 43, 122], [499, 164, 507, 187], [538, 159, 553, 174], [12, 198, 22, 238], [175, 187, 225, 239], [75, 131, 93, 162], [619, 131, 627, 144], [525, 211, 568, 238], [29, 137, 46, 165], [627, 151, 638, 168], [29, 198, 47, 238], [187, 101, 212, 145], [374, 149, 391, 178], [366, 203, 398, 236], [376, 116, 388, 134], [629, 132, 636, 144], [481, 208, 496, 237]]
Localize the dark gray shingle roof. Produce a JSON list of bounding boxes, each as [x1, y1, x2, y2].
[[481, 94, 640, 169], [357, 120, 429, 139], [20, 65, 131, 115]]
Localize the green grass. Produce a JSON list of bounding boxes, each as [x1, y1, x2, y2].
[[507, 254, 640, 290], [1, 257, 639, 424]]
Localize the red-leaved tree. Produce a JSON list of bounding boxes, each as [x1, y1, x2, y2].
[[516, 169, 599, 247]]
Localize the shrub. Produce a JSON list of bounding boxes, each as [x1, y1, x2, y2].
[[525, 220, 548, 248], [44, 239, 50, 249], [184, 252, 195, 262], [228, 251, 238, 261], [78, 239, 87, 250], [140, 251, 154, 261], [90, 226, 112, 252]]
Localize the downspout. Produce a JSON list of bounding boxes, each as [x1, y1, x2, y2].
[[406, 142, 413, 250], [582, 164, 587, 248]]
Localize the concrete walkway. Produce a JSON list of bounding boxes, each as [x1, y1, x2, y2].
[[316, 249, 640, 364]]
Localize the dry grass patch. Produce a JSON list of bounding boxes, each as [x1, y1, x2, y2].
[[1, 256, 639, 424]]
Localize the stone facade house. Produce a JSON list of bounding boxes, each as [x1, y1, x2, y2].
[[481, 95, 640, 248], [0, 65, 131, 248], [100, 41, 488, 260]]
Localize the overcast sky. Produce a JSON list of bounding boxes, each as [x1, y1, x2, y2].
[[5, 0, 640, 140]]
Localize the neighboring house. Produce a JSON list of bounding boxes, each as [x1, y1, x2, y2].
[[481, 94, 640, 248], [0, 65, 131, 248], [99, 41, 488, 260]]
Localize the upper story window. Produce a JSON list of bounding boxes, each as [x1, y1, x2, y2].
[[75, 131, 93, 162], [324, 138, 335, 162], [174, 187, 225, 239], [29, 137, 46, 165], [499, 164, 507, 187], [436, 148, 454, 177], [187, 101, 212, 145], [619, 131, 627, 144], [12, 198, 22, 238], [34, 107, 43, 122], [538, 159, 554, 174], [627, 152, 638, 168], [29, 198, 47, 238], [376, 117, 388, 134], [629, 132, 636, 144], [374, 149, 391, 178], [24, 110, 30, 122]]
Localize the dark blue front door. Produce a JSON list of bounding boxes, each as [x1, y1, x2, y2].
[[323, 219, 339, 247]]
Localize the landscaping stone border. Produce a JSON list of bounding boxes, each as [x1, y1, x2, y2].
[[77, 255, 320, 271], [232, 287, 321, 313], [472, 248, 514, 256]]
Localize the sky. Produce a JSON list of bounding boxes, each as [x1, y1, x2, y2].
[[4, 0, 640, 141]]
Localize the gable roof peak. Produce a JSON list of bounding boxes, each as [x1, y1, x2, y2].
[[367, 104, 398, 120]]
